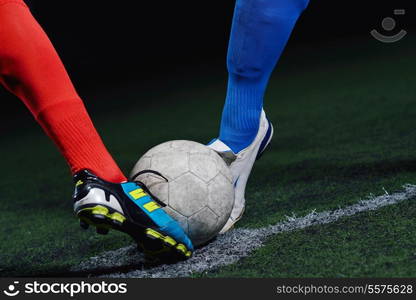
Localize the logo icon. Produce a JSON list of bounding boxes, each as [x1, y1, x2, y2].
[[3, 281, 20, 297], [371, 9, 407, 43]]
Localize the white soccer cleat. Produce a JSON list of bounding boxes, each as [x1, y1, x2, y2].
[[208, 110, 274, 233]]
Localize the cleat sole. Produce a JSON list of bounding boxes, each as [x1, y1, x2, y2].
[[144, 228, 192, 260], [176, 243, 192, 257], [76, 206, 192, 260], [79, 220, 89, 230], [96, 227, 109, 235], [145, 228, 176, 247], [77, 205, 126, 227]]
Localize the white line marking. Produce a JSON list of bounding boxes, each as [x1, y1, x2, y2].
[[71, 184, 416, 278]]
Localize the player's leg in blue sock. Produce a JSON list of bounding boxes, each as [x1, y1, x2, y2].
[[219, 0, 310, 153]]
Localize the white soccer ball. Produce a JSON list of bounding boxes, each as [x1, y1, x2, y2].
[[130, 140, 234, 246]]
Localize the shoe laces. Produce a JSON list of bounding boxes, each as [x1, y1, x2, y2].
[[130, 169, 169, 207]]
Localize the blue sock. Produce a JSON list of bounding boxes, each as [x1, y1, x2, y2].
[[219, 0, 309, 153]]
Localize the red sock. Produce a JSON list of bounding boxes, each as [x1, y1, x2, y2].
[[0, 0, 126, 183]]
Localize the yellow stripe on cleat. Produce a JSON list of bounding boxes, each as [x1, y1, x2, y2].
[[145, 228, 164, 240], [164, 236, 177, 246], [108, 212, 126, 223], [143, 201, 161, 213], [143, 229, 192, 258], [129, 188, 147, 200], [78, 205, 125, 224], [145, 229, 178, 247], [176, 243, 187, 254], [176, 244, 192, 257], [78, 205, 109, 217], [91, 206, 109, 216]]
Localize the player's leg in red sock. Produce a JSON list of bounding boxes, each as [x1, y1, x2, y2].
[[0, 0, 126, 183]]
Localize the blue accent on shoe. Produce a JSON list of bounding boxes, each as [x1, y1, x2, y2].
[[121, 182, 194, 251], [234, 176, 240, 188], [207, 138, 217, 146], [256, 119, 273, 160]]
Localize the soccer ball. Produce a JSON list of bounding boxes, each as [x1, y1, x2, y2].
[[130, 140, 234, 246]]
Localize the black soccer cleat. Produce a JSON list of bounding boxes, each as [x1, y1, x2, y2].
[[73, 169, 193, 260]]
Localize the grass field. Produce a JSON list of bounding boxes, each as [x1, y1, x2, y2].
[[1, 35, 416, 277]]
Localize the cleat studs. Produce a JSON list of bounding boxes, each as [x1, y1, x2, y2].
[[175, 244, 192, 258], [176, 243, 186, 253], [112, 220, 122, 227], [145, 228, 163, 240], [79, 220, 89, 230], [92, 214, 106, 221], [91, 206, 109, 216], [109, 212, 126, 224], [96, 227, 109, 235], [164, 236, 177, 247]]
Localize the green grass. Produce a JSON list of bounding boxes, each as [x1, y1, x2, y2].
[[208, 200, 416, 277], [1, 35, 416, 277]]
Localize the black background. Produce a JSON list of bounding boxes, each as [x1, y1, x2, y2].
[[24, 1, 415, 85], [1, 0, 414, 117]]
